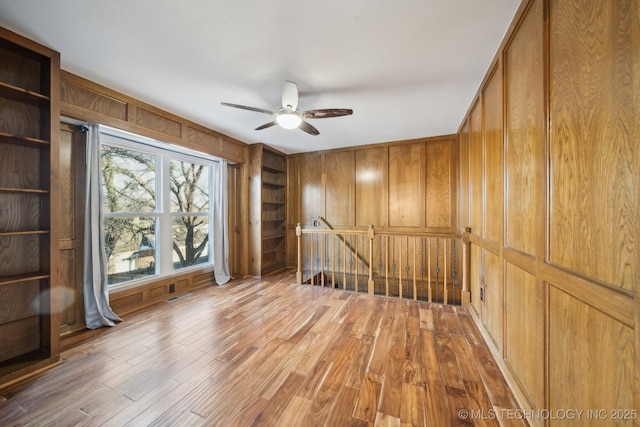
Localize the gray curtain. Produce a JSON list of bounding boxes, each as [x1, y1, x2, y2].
[[212, 159, 231, 284], [83, 124, 122, 329]]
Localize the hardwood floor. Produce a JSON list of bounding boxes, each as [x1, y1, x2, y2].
[[0, 270, 526, 426]]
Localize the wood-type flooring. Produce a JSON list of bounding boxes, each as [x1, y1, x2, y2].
[[0, 270, 526, 426]]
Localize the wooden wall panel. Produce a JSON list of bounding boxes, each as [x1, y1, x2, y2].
[[60, 71, 247, 164], [298, 154, 323, 226], [483, 249, 503, 352], [482, 63, 504, 244], [325, 151, 354, 227], [388, 143, 422, 228], [58, 123, 85, 335], [60, 79, 128, 121], [425, 140, 451, 229], [458, 120, 470, 231], [549, 286, 633, 421], [468, 100, 483, 236], [135, 107, 182, 138], [548, 0, 639, 291], [470, 244, 483, 317], [505, 262, 544, 410], [504, 0, 544, 257], [355, 147, 385, 227]]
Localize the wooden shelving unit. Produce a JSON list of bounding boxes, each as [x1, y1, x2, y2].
[[248, 144, 287, 276], [0, 27, 60, 385]]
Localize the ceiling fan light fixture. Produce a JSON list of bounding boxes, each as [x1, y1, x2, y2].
[[276, 111, 302, 129]]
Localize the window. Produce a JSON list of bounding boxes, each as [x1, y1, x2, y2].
[[100, 129, 218, 287]]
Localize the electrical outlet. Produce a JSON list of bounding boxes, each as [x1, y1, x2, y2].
[[169, 283, 175, 293], [480, 286, 485, 302]]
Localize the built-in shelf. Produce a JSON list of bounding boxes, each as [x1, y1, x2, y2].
[[0, 132, 50, 148], [0, 26, 60, 383], [249, 144, 287, 276], [0, 230, 50, 237], [0, 271, 50, 287], [262, 164, 285, 174], [0, 81, 50, 105], [263, 234, 286, 241], [0, 187, 49, 194]]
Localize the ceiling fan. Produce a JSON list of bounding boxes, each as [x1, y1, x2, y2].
[[221, 81, 353, 136]]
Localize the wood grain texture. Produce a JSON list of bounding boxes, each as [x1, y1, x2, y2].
[[470, 244, 483, 318], [504, 262, 544, 410], [468, 99, 483, 237], [0, 271, 524, 425], [0, 193, 41, 232], [325, 150, 354, 227], [549, 286, 634, 424], [482, 62, 503, 244], [0, 99, 43, 140], [389, 143, 422, 227], [548, 0, 639, 291], [298, 154, 323, 226], [483, 249, 503, 353], [135, 107, 182, 138], [458, 120, 470, 231], [425, 139, 452, 229], [0, 144, 43, 190], [0, 41, 43, 94], [504, 0, 543, 257], [186, 126, 220, 151], [60, 79, 127, 121], [0, 234, 41, 276], [355, 147, 385, 226]]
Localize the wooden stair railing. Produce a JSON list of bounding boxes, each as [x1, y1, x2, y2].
[[296, 223, 469, 306], [312, 217, 370, 269]]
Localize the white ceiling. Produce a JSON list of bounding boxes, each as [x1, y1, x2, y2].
[[0, 0, 520, 154]]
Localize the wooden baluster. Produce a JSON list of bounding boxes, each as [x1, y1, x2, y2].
[[444, 239, 448, 305], [368, 225, 374, 295], [331, 235, 335, 288], [343, 234, 347, 290], [354, 234, 359, 292], [385, 236, 389, 296], [427, 238, 432, 303], [321, 234, 325, 286], [413, 236, 417, 300], [296, 224, 302, 284], [310, 233, 315, 285], [398, 236, 403, 299]]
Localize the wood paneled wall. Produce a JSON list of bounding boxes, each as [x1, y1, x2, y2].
[[457, 0, 640, 425], [286, 136, 457, 267]]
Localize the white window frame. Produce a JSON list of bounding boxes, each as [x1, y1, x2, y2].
[[99, 126, 220, 292]]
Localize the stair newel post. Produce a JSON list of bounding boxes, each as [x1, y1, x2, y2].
[[296, 223, 302, 284], [368, 225, 375, 295], [461, 227, 471, 308]]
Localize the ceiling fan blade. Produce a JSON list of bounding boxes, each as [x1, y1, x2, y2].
[[255, 121, 278, 131], [303, 108, 353, 119], [298, 120, 319, 136], [282, 81, 298, 111], [221, 102, 274, 115]]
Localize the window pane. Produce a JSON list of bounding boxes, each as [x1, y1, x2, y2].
[[104, 217, 156, 284], [172, 216, 209, 269], [101, 145, 156, 213], [170, 160, 209, 213]]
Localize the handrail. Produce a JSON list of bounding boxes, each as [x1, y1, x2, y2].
[[311, 217, 369, 269], [296, 223, 470, 306]]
